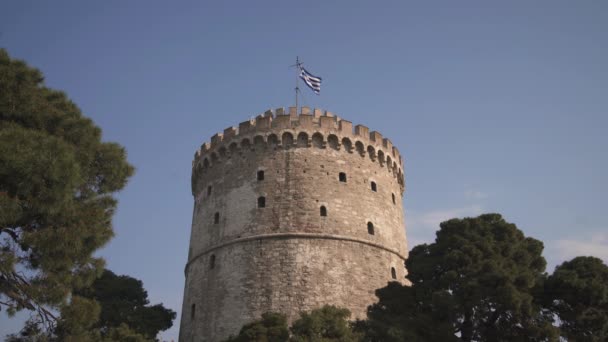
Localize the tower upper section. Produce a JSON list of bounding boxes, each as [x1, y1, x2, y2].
[[191, 106, 405, 196]]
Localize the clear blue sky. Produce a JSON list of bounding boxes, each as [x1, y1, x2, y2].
[[1, 1, 607, 340]]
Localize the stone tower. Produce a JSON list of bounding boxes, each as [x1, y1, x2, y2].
[[179, 107, 407, 342]]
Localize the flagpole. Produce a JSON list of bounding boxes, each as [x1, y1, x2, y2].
[[295, 56, 300, 111]]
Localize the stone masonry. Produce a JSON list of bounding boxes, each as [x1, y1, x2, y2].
[[179, 107, 408, 342]]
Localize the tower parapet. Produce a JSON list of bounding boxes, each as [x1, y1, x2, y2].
[[192, 106, 405, 195], [180, 107, 408, 342]]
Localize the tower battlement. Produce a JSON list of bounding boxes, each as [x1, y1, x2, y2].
[[192, 107, 405, 195]]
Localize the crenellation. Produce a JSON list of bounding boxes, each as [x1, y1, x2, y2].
[[382, 138, 391, 150], [370, 131, 383, 143], [239, 119, 254, 134], [319, 116, 337, 131], [223, 127, 237, 140], [201, 142, 211, 154], [210, 133, 223, 148], [354, 124, 369, 139], [256, 115, 272, 130], [298, 114, 314, 129], [339, 120, 352, 134], [192, 108, 404, 184], [313, 108, 323, 119], [273, 114, 291, 129]]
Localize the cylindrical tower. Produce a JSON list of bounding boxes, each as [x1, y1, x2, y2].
[[179, 107, 407, 342]]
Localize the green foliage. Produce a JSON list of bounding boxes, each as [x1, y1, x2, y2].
[[53, 296, 102, 342], [366, 214, 558, 341], [0, 48, 134, 327], [225, 312, 290, 342], [75, 269, 176, 340], [5, 320, 51, 342], [226, 306, 361, 342], [543, 256, 608, 341], [363, 282, 459, 342], [290, 305, 362, 342], [102, 324, 151, 342]]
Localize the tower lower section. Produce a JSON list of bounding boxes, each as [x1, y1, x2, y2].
[[179, 235, 406, 342]]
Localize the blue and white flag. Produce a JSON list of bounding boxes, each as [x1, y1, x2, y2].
[[299, 66, 322, 94]]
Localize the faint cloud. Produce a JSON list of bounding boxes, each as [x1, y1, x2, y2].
[[408, 205, 484, 231], [464, 190, 487, 200], [546, 233, 608, 270], [406, 205, 484, 249]]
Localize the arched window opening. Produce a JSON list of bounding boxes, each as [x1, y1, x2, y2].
[[210, 254, 216, 269], [320, 206, 327, 217], [371, 181, 377, 192], [191, 304, 196, 320], [241, 138, 251, 150], [391, 267, 397, 279], [392, 193, 396, 205], [257, 170, 264, 181], [207, 186, 212, 196], [342, 138, 353, 153], [254, 135, 265, 146], [312, 133, 324, 148], [297, 132, 309, 147], [219, 147, 227, 157], [367, 222, 375, 235], [355, 141, 365, 156], [229, 142, 238, 155], [258, 196, 266, 208], [203, 158, 210, 170], [367, 146, 376, 161], [339, 172, 347, 183], [214, 212, 220, 224], [378, 150, 385, 166], [327, 134, 339, 150], [282, 132, 294, 148], [267, 134, 279, 148]]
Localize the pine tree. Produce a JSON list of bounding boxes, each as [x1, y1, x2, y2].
[[543, 256, 608, 341], [0, 48, 134, 329]]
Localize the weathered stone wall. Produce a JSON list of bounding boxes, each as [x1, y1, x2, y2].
[[179, 107, 408, 342]]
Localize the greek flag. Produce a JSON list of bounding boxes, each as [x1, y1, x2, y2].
[[299, 66, 322, 94]]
